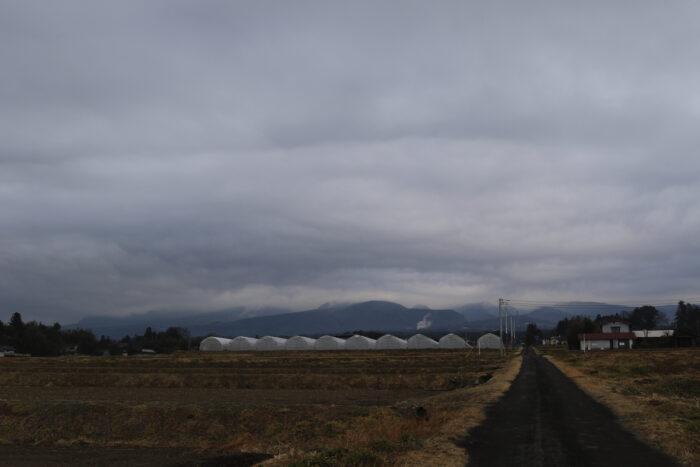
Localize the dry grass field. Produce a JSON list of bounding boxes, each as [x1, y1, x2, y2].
[[538, 347, 700, 466], [0, 349, 517, 466]]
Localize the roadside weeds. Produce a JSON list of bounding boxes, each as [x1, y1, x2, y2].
[[395, 350, 523, 467]]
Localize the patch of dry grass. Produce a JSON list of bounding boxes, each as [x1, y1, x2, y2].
[[395, 350, 523, 467]]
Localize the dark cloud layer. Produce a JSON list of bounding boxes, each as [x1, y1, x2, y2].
[[2, 1, 700, 322]]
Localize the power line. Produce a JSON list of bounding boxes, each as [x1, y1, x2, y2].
[[503, 297, 700, 308]]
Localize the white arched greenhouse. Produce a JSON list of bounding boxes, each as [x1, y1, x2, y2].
[[407, 334, 439, 349], [285, 336, 316, 351], [345, 334, 376, 350], [438, 333, 471, 349], [255, 336, 287, 351], [314, 335, 346, 350], [375, 334, 407, 350], [477, 333, 503, 350], [227, 336, 257, 351], [199, 336, 232, 351]]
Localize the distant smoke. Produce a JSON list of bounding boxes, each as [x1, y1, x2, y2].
[[416, 313, 432, 330]]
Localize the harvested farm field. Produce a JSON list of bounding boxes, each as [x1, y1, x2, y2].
[[0, 349, 512, 466]]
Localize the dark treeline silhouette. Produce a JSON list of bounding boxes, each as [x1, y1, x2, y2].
[[554, 315, 598, 349], [0, 312, 203, 356], [525, 323, 543, 346], [675, 301, 700, 335]]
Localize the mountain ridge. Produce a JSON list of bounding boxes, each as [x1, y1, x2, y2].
[[68, 300, 676, 338]]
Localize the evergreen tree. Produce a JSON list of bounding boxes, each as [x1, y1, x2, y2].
[[525, 323, 543, 346]]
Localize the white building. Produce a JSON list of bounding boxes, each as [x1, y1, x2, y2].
[[580, 322, 635, 350], [345, 334, 376, 350], [285, 336, 316, 351], [199, 336, 232, 351], [227, 336, 258, 351], [254, 336, 287, 351], [633, 329, 674, 338], [314, 335, 346, 350], [375, 334, 407, 350], [407, 334, 439, 349], [477, 333, 503, 350]]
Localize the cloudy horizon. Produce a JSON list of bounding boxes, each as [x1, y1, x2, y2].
[[2, 1, 700, 323]]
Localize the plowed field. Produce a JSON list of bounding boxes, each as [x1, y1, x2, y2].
[[0, 349, 505, 466]]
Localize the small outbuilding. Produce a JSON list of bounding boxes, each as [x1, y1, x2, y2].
[[345, 334, 376, 350], [407, 334, 439, 349], [314, 335, 346, 350], [375, 334, 407, 350], [228, 336, 258, 351], [199, 336, 232, 351], [285, 336, 317, 351], [477, 333, 503, 350], [633, 330, 674, 338], [255, 336, 287, 351], [579, 332, 635, 351], [439, 333, 471, 349]]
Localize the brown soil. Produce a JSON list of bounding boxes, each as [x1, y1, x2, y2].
[[0, 386, 434, 406], [0, 445, 272, 467], [0, 349, 509, 465]]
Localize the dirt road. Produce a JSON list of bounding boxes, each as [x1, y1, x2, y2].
[[464, 348, 679, 467]]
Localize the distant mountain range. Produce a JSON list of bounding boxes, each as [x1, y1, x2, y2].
[[66, 306, 287, 338], [69, 301, 465, 338], [68, 300, 676, 338]]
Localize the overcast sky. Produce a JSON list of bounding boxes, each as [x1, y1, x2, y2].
[[2, 1, 700, 323]]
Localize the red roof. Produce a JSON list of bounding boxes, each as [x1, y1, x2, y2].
[[578, 333, 636, 340]]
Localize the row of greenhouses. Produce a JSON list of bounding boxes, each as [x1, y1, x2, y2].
[[199, 332, 504, 351]]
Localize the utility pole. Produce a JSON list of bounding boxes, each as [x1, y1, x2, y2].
[[498, 298, 504, 357]]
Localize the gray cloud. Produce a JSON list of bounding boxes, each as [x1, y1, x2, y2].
[[2, 1, 700, 322]]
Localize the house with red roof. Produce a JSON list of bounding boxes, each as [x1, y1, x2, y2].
[[579, 321, 635, 351]]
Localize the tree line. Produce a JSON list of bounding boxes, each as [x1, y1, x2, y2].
[[0, 312, 203, 357], [549, 302, 699, 349]]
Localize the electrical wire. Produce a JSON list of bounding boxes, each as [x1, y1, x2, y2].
[[501, 297, 700, 311]]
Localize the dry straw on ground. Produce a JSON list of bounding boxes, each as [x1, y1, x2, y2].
[[396, 350, 523, 467]]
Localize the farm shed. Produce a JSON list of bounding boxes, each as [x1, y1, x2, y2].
[[255, 336, 287, 351], [633, 330, 674, 338], [345, 334, 376, 350], [407, 334, 439, 349], [199, 336, 232, 351], [579, 333, 635, 351], [228, 336, 258, 351], [376, 334, 408, 350], [477, 333, 503, 350], [439, 333, 471, 349], [285, 336, 317, 351], [314, 335, 346, 350]]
